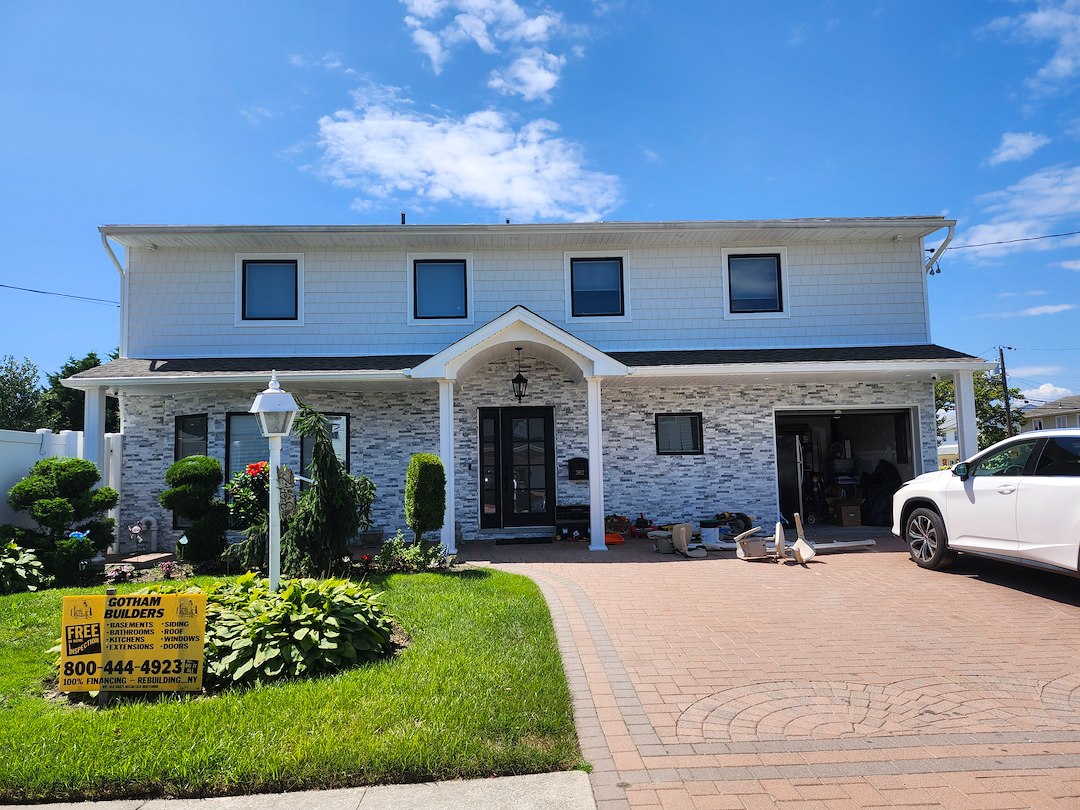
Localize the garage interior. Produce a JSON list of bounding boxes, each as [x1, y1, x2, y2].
[[775, 408, 918, 527]]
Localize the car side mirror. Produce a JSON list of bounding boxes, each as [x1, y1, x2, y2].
[[952, 462, 970, 480]]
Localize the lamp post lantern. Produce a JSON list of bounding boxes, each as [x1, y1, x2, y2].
[[249, 371, 299, 591]]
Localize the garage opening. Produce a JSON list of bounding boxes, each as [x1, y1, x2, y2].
[[775, 408, 919, 528]]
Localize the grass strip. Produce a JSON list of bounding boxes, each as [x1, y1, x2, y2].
[[0, 568, 581, 802]]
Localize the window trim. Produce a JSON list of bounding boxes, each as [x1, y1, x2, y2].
[[655, 412, 704, 456], [1056, 415, 1069, 428], [300, 413, 350, 489], [564, 251, 631, 322], [721, 247, 791, 320], [234, 253, 305, 327], [406, 253, 474, 325]]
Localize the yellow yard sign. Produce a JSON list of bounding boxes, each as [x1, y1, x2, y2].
[[59, 593, 207, 692]]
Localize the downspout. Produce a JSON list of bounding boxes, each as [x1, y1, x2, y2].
[[924, 224, 954, 273], [100, 232, 125, 278], [100, 232, 129, 359]]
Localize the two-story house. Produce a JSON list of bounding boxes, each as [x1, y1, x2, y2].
[[1022, 395, 1080, 432], [65, 218, 989, 553]]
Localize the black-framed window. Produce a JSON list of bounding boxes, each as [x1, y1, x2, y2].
[[242, 259, 298, 320], [300, 413, 349, 490], [655, 413, 704, 455], [1033, 437, 1080, 477], [728, 253, 782, 313], [225, 413, 270, 480], [414, 259, 467, 319], [173, 415, 209, 530], [174, 414, 208, 461], [570, 257, 624, 316]]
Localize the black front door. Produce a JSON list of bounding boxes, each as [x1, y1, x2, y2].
[[479, 407, 556, 529]]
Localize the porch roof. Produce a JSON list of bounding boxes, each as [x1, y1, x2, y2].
[[64, 343, 989, 391]]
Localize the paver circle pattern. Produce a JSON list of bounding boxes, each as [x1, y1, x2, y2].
[[677, 673, 1080, 742]]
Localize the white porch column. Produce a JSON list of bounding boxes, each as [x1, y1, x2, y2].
[[953, 369, 978, 461], [586, 376, 607, 551], [438, 379, 457, 554], [82, 386, 107, 472]]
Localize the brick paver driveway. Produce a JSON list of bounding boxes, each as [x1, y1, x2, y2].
[[460, 530, 1080, 809]]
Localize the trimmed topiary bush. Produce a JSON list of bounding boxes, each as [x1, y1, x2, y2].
[[141, 573, 392, 688], [4, 457, 117, 583], [158, 455, 228, 562], [0, 541, 51, 594], [404, 453, 445, 543]]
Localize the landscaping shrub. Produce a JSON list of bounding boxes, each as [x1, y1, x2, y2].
[[373, 529, 451, 573], [282, 405, 377, 577], [141, 573, 392, 688], [158, 455, 228, 562], [3, 457, 117, 582], [0, 541, 50, 594], [404, 453, 445, 542]]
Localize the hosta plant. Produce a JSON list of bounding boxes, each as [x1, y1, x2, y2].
[[141, 573, 392, 689], [0, 541, 51, 594]]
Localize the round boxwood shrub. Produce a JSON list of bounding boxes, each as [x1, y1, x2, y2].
[[141, 573, 392, 688], [404, 453, 445, 543], [158, 455, 228, 562]]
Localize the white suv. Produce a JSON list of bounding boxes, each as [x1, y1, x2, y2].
[[893, 429, 1080, 574]]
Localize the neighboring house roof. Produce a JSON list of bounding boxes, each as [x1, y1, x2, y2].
[[98, 216, 954, 252], [1024, 394, 1080, 419]]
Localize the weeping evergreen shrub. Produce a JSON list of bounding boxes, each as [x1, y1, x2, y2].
[[404, 453, 445, 543], [281, 404, 376, 577]]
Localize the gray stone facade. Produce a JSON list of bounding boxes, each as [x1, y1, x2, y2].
[[116, 373, 934, 551]]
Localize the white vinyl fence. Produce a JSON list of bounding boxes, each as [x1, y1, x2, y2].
[[0, 428, 122, 546]]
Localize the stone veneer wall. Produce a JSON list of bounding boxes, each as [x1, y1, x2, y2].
[[116, 376, 934, 550], [117, 387, 438, 552], [599, 380, 936, 526]]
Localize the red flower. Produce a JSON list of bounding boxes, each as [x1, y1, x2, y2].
[[246, 461, 268, 476]]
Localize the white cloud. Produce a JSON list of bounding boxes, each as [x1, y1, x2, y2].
[[488, 49, 565, 101], [997, 289, 1047, 297], [1021, 382, 1074, 401], [642, 148, 661, 164], [316, 93, 620, 221], [401, 0, 572, 94], [239, 106, 275, 125], [978, 303, 1076, 317], [1012, 365, 1066, 375], [789, 24, 806, 45], [985, 0, 1080, 93], [956, 163, 1080, 258], [1059, 259, 1080, 270], [987, 131, 1050, 165]]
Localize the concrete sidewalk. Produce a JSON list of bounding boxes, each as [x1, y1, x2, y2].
[[2, 771, 595, 810]]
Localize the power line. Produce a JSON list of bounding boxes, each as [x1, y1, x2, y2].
[[0, 283, 119, 306], [935, 229, 1080, 251]]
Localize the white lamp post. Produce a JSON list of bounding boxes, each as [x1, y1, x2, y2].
[[249, 371, 299, 591]]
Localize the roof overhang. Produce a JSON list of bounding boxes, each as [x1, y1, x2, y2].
[[99, 217, 955, 252]]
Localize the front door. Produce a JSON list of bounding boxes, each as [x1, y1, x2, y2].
[[479, 407, 556, 529]]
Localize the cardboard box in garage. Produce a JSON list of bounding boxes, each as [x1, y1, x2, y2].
[[826, 497, 863, 527]]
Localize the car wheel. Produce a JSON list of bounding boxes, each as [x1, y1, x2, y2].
[[903, 507, 956, 570]]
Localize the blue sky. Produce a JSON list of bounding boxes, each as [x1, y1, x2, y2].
[[1, 0, 1078, 404]]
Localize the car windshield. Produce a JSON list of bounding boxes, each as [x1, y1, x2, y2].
[[971, 441, 1037, 477]]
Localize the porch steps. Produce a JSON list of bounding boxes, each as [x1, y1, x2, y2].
[[102, 551, 177, 571]]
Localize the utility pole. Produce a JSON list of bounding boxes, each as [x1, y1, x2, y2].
[[998, 345, 1014, 437]]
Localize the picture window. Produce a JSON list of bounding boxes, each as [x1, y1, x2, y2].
[[570, 257, 624, 317], [655, 413, 704, 455], [728, 253, 782, 314], [414, 260, 468, 319], [242, 259, 298, 320]]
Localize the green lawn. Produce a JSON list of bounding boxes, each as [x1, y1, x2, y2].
[[0, 568, 582, 802]]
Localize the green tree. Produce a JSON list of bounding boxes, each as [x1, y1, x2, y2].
[[404, 453, 445, 543], [0, 355, 43, 431], [3, 457, 118, 582], [158, 455, 228, 562], [935, 372, 1027, 451], [40, 352, 120, 433], [282, 405, 376, 576]]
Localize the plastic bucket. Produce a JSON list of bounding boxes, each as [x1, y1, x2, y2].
[[701, 526, 720, 545]]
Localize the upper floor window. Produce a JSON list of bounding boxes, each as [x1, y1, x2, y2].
[[721, 247, 789, 320], [570, 257, 625, 317], [235, 253, 304, 326], [407, 253, 473, 325], [414, 260, 467, 319], [728, 253, 782, 313], [655, 413, 704, 455]]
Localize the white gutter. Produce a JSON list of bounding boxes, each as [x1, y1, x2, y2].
[[628, 358, 994, 378], [61, 369, 415, 391], [924, 224, 954, 273], [100, 233, 125, 278]]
